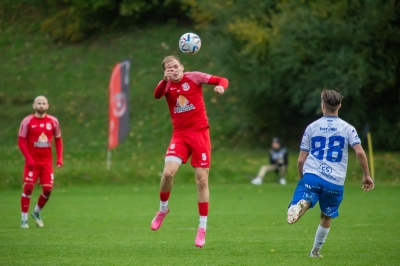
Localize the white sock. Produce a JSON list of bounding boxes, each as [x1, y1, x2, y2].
[[21, 213, 28, 221], [312, 225, 330, 253], [34, 204, 41, 213], [159, 201, 168, 213], [199, 216, 207, 229]]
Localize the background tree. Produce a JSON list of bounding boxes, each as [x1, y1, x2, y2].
[[6, 0, 400, 149], [187, 0, 400, 149], [41, 0, 187, 42]]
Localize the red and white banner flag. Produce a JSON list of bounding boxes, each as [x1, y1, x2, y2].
[[108, 60, 130, 150]]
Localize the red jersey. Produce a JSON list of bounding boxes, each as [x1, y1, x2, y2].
[[154, 71, 228, 133], [18, 114, 61, 162]]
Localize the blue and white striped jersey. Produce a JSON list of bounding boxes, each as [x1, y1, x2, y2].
[[300, 116, 361, 186]]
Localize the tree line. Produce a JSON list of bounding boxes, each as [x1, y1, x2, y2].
[[8, 0, 400, 149]]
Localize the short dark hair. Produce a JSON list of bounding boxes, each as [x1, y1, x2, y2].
[[272, 137, 280, 144], [162, 55, 182, 70], [321, 90, 343, 112]]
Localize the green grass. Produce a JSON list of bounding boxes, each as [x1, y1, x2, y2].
[[1, 5, 400, 265], [1, 3, 400, 189], [0, 10, 245, 188], [2, 142, 399, 189], [0, 183, 399, 265]]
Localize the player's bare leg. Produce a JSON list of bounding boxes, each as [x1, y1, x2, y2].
[[309, 213, 331, 257], [287, 200, 311, 224], [151, 161, 180, 231], [195, 167, 209, 248]]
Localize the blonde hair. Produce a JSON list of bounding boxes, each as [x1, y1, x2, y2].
[[161, 55, 182, 70], [321, 90, 343, 113]]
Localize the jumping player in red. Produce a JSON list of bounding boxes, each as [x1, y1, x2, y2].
[[151, 55, 229, 248], [18, 96, 63, 228]]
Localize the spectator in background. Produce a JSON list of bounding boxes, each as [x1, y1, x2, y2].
[[251, 137, 288, 185]]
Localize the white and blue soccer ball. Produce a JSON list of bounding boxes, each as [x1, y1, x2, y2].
[[179, 33, 201, 55]]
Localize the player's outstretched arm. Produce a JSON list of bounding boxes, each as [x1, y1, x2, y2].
[[353, 144, 374, 192], [208, 76, 229, 95]]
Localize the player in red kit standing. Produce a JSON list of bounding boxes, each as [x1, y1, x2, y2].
[[18, 96, 63, 228], [150, 55, 229, 248]]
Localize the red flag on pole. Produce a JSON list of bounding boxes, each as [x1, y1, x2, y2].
[[108, 60, 130, 150]]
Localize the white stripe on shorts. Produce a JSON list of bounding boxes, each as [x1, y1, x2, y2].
[[165, 156, 182, 164]]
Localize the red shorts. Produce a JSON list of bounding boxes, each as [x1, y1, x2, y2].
[[23, 161, 54, 186], [166, 128, 211, 168]]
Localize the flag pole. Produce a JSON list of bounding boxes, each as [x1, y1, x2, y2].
[[367, 132, 375, 181], [107, 150, 112, 170]]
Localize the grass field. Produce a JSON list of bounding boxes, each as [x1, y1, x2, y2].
[[1, 182, 399, 265], [1, 4, 400, 265]]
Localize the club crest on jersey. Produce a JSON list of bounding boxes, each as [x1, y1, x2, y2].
[[181, 82, 190, 91], [174, 95, 195, 114], [46, 123, 52, 130], [34, 132, 51, 147]]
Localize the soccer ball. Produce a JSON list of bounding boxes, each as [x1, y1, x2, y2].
[[179, 33, 201, 55]]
